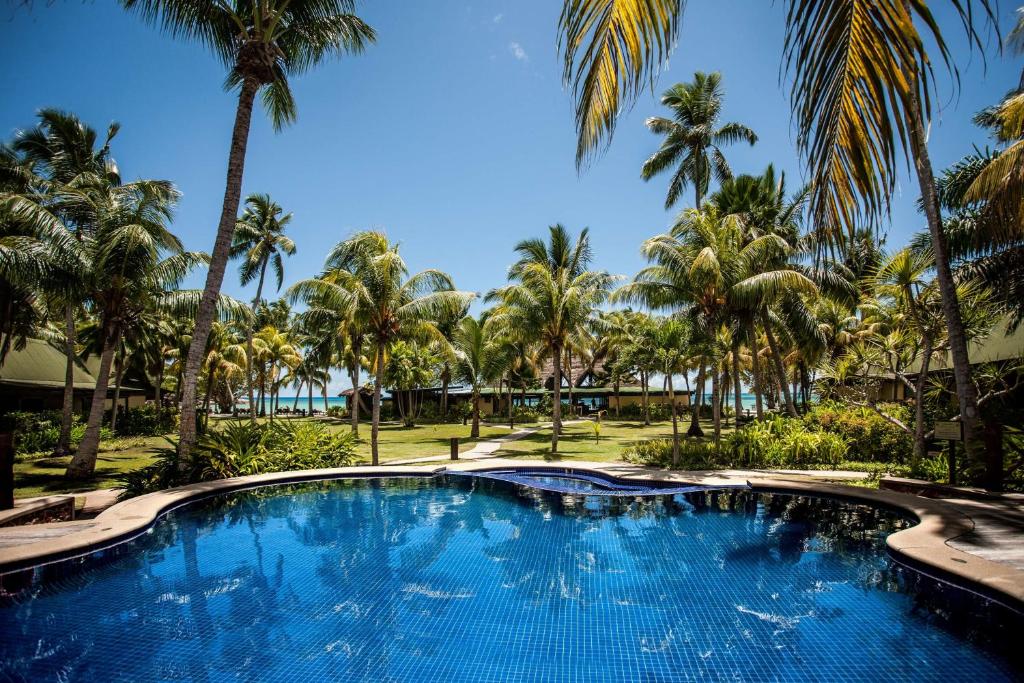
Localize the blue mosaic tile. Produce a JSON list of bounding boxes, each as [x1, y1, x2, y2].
[[0, 476, 1020, 682]]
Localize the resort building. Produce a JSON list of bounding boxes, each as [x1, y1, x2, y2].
[[0, 338, 152, 414]]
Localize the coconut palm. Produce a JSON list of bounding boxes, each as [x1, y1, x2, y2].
[[487, 225, 616, 452], [652, 316, 689, 464], [9, 110, 118, 452], [559, 0, 997, 483], [452, 314, 512, 438], [641, 72, 757, 209], [65, 179, 208, 478], [290, 231, 472, 464], [120, 0, 376, 462], [231, 193, 296, 424]]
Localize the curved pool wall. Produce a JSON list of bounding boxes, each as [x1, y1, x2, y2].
[[1, 474, 1021, 682]]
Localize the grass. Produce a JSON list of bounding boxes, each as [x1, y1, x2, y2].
[[14, 436, 169, 499], [495, 418, 735, 462], [13, 419, 513, 498]]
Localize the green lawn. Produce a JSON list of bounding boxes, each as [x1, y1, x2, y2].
[[495, 418, 734, 462], [13, 419, 512, 498], [14, 436, 169, 499]]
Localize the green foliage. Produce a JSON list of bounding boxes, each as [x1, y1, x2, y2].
[[724, 416, 850, 468], [483, 406, 541, 424], [121, 420, 358, 497], [802, 401, 912, 463], [326, 405, 347, 418], [116, 405, 178, 436], [617, 402, 671, 421], [623, 438, 723, 470], [2, 410, 115, 456]]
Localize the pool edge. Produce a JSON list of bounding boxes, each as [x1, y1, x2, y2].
[[1, 460, 1022, 612]]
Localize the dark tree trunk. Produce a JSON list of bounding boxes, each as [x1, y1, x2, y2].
[[371, 344, 384, 465], [913, 333, 933, 464], [711, 362, 721, 446], [687, 362, 705, 437], [441, 364, 450, 419], [551, 342, 562, 453], [245, 261, 268, 425], [762, 311, 797, 417], [732, 343, 743, 423], [668, 373, 680, 467], [178, 76, 261, 467], [747, 319, 764, 419], [641, 370, 650, 426], [67, 314, 119, 478], [56, 304, 76, 455], [905, 86, 985, 486], [470, 388, 480, 438], [110, 348, 125, 432]]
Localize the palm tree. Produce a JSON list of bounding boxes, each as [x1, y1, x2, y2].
[[641, 72, 757, 209], [653, 316, 689, 465], [452, 314, 511, 438], [254, 325, 301, 422], [231, 193, 296, 424], [10, 110, 118, 453], [120, 0, 376, 463], [290, 231, 472, 464], [65, 179, 208, 478], [487, 225, 616, 452], [558, 0, 998, 484]]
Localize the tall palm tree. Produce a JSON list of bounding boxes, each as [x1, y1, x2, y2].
[[11, 110, 118, 453], [641, 72, 757, 209], [231, 193, 296, 423], [652, 316, 689, 465], [452, 314, 511, 439], [120, 0, 376, 462], [487, 225, 616, 452], [558, 0, 998, 485], [290, 231, 472, 464], [65, 179, 208, 478]]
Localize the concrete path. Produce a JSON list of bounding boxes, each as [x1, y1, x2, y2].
[[384, 420, 584, 465]]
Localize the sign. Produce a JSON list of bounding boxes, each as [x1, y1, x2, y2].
[[935, 421, 963, 441]]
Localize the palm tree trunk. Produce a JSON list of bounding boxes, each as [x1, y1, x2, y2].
[[177, 76, 261, 467], [641, 370, 650, 426], [470, 388, 480, 438], [732, 343, 743, 423], [371, 344, 384, 465], [245, 263, 268, 425], [614, 378, 621, 418], [688, 362, 705, 437], [349, 365, 360, 435], [308, 376, 314, 414], [905, 86, 986, 486], [566, 349, 574, 417], [56, 304, 76, 455], [441, 364, 450, 419], [508, 381, 514, 429], [747, 320, 764, 419], [913, 332, 933, 464], [292, 379, 303, 410], [668, 373, 680, 467], [67, 315, 118, 478], [711, 362, 721, 446], [202, 370, 214, 431], [762, 312, 797, 417], [551, 342, 562, 453], [322, 375, 329, 414], [110, 348, 125, 432]]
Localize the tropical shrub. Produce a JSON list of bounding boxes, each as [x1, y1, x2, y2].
[[623, 438, 723, 470], [617, 402, 671, 421], [802, 401, 912, 463], [116, 405, 178, 436], [326, 405, 347, 418], [1, 411, 117, 456], [121, 420, 358, 497], [483, 407, 541, 424], [724, 416, 849, 468]]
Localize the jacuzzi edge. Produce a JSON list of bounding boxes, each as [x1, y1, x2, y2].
[[0, 461, 1021, 612]]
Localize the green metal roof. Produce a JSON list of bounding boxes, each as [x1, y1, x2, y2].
[[0, 338, 143, 392]]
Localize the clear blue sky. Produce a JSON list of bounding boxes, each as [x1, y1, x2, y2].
[[1, 1, 1020, 394]]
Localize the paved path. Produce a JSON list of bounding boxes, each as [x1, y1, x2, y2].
[[943, 493, 1024, 571], [384, 420, 585, 465]]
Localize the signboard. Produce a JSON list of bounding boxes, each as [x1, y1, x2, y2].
[[935, 421, 963, 441]]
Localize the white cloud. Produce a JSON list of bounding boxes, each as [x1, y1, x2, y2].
[[509, 41, 528, 62], [493, 13, 503, 23]]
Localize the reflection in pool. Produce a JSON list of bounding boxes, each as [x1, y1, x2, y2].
[[0, 476, 1020, 682]]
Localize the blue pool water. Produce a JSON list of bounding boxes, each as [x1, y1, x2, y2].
[[0, 476, 1019, 682]]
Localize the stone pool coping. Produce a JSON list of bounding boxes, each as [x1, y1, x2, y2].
[[1, 459, 1021, 611]]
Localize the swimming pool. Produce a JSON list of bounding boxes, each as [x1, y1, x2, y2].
[[1, 475, 1019, 681]]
